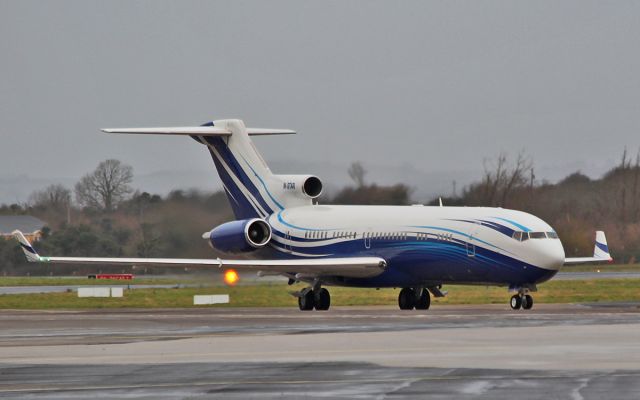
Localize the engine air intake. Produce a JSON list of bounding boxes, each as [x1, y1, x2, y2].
[[207, 218, 272, 253], [303, 176, 323, 198]]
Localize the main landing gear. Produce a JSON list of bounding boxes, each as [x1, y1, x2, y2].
[[297, 287, 331, 311], [398, 287, 431, 310], [510, 293, 534, 310]]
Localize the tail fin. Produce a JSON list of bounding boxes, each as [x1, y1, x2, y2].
[[195, 120, 274, 219], [593, 231, 611, 260], [12, 231, 41, 262], [564, 230, 613, 265], [103, 119, 322, 219]]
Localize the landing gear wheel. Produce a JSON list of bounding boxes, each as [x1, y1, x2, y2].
[[510, 294, 522, 310], [314, 288, 331, 311], [298, 290, 315, 311], [414, 289, 431, 310], [398, 288, 416, 310], [522, 294, 533, 310]]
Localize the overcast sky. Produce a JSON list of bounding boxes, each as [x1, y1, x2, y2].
[[1, 1, 640, 202]]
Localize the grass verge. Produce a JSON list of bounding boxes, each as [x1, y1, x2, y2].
[[0, 276, 195, 287], [560, 263, 640, 273], [0, 278, 638, 309]]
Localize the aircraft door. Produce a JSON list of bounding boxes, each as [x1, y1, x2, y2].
[[364, 230, 372, 249], [466, 222, 480, 257], [285, 231, 293, 253]]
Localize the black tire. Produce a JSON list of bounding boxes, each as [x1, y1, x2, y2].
[[398, 288, 415, 310], [510, 294, 522, 310], [298, 290, 315, 311], [522, 294, 533, 310], [314, 288, 331, 311], [414, 289, 431, 310]]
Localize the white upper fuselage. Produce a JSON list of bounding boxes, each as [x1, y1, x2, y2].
[[264, 204, 565, 287]]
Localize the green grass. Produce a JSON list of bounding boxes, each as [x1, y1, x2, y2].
[[1, 279, 639, 309], [0, 276, 195, 287], [561, 263, 640, 273]]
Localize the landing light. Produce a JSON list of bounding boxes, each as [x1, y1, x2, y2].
[[224, 269, 239, 286]]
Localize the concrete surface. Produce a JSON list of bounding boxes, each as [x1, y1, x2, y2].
[[1, 304, 639, 399]]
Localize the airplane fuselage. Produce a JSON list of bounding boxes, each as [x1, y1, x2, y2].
[[263, 204, 565, 288]]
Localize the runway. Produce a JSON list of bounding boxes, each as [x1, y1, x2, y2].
[[1, 304, 640, 398]]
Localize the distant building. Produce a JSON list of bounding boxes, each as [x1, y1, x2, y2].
[[0, 215, 47, 242]]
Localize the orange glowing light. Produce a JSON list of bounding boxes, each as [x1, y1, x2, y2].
[[224, 269, 239, 286]]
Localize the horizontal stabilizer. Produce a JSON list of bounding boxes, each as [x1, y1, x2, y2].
[[102, 127, 296, 136], [102, 127, 232, 135]]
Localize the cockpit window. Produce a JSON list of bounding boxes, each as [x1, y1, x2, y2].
[[512, 230, 556, 241], [529, 232, 547, 239], [512, 231, 529, 241]]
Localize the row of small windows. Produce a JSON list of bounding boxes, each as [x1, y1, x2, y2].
[[364, 232, 408, 241], [303, 230, 559, 242], [302, 231, 455, 242], [304, 231, 357, 239], [417, 232, 453, 241], [305, 231, 410, 240], [512, 231, 559, 241]]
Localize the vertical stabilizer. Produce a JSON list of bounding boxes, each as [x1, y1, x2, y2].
[[194, 119, 321, 219], [593, 231, 610, 260]]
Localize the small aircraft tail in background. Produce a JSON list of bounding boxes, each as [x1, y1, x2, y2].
[[564, 230, 612, 265]]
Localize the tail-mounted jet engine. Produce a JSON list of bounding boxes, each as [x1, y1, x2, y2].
[[275, 175, 323, 199], [205, 218, 272, 253]]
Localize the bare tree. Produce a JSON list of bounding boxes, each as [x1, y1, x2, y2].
[[500, 152, 533, 206], [29, 184, 71, 210], [476, 152, 533, 207], [348, 162, 366, 188], [75, 159, 134, 212]]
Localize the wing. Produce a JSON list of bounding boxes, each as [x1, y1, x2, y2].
[[12, 231, 386, 279], [564, 231, 613, 265]]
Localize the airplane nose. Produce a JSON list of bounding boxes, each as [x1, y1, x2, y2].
[[540, 240, 565, 270]]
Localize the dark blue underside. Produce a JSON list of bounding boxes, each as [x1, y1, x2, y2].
[[260, 230, 557, 288]]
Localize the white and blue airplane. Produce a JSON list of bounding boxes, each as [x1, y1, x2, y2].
[[14, 119, 612, 311]]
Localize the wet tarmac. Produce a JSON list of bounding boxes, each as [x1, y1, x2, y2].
[[1, 304, 639, 399]]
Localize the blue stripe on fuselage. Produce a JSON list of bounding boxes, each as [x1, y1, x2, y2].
[[239, 154, 284, 210], [492, 217, 531, 232], [202, 136, 274, 218], [275, 210, 340, 232], [261, 233, 555, 287]]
